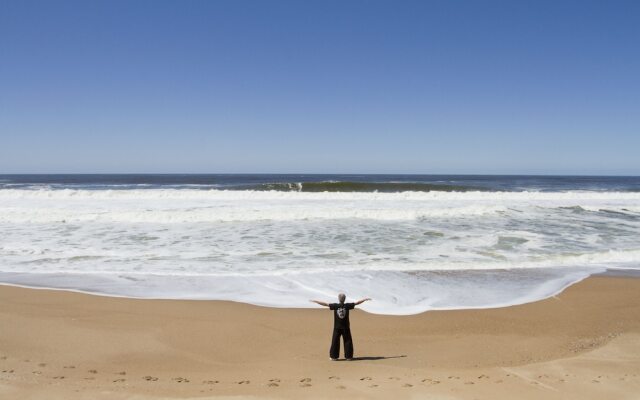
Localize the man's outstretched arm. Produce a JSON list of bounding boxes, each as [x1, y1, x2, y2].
[[310, 300, 330, 307], [354, 298, 372, 306]]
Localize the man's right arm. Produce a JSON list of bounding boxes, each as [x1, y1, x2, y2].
[[310, 300, 330, 307]]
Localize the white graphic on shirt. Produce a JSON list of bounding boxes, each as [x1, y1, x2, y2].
[[337, 307, 346, 319]]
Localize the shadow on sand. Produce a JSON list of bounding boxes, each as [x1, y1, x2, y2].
[[338, 355, 407, 361]]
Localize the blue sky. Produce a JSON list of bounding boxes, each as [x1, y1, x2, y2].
[[1, 0, 639, 174]]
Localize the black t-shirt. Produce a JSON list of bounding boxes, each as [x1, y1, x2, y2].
[[329, 302, 355, 329]]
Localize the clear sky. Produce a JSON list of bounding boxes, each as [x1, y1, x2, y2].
[[1, 0, 639, 175]]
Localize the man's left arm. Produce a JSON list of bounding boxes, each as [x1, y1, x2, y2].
[[354, 298, 372, 306]]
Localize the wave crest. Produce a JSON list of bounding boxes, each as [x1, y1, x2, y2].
[[248, 181, 485, 192]]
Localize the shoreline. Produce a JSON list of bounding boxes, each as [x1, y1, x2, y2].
[[1, 275, 640, 399], [1, 267, 635, 315]]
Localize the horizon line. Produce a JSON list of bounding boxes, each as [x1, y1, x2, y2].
[[1, 172, 639, 178]]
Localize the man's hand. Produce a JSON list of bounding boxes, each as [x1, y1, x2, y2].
[[310, 300, 329, 307], [355, 298, 372, 305]]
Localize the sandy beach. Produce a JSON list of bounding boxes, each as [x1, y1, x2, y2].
[[4, 0, 639, 397], [0, 275, 638, 399]]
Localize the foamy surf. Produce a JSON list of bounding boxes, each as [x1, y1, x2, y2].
[[0, 267, 600, 315], [1, 175, 639, 314]]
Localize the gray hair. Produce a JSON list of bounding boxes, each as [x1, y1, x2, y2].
[[338, 293, 346, 303]]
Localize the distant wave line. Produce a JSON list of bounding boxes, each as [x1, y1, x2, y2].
[[239, 181, 487, 192]]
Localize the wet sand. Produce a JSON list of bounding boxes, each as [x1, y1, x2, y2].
[[1, 275, 639, 399]]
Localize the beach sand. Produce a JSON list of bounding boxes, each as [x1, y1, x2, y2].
[[1, 275, 639, 399]]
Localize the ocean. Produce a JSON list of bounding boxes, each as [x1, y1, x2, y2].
[[1, 174, 639, 315]]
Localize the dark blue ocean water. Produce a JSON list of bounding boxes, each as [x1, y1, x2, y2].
[[0, 174, 639, 192]]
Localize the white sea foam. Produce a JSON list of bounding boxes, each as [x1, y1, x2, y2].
[[0, 189, 639, 223], [1, 188, 639, 314], [2, 187, 640, 201], [0, 268, 601, 315]]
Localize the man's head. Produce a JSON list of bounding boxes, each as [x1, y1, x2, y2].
[[338, 293, 346, 303]]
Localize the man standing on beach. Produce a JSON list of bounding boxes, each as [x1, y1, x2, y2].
[[311, 293, 372, 360]]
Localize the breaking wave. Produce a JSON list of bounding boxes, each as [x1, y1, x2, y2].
[[245, 181, 486, 192]]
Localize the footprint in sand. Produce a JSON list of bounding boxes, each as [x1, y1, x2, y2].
[[38, 363, 47, 367], [84, 377, 95, 380], [421, 378, 440, 384], [336, 385, 346, 389], [32, 371, 42, 375], [478, 374, 489, 379], [402, 383, 413, 387], [369, 384, 379, 388], [299, 378, 312, 386], [53, 376, 65, 380], [2, 370, 15, 373], [0, 356, 7, 360], [388, 377, 400, 380], [464, 381, 475, 385], [267, 382, 279, 387], [88, 369, 98, 374], [269, 378, 281, 383], [360, 377, 372, 381], [116, 371, 126, 375], [113, 378, 126, 383], [328, 376, 339, 380], [143, 376, 158, 381], [173, 377, 190, 383], [237, 380, 250, 385], [64, 365, 75, 369], [203, 380, 219, 385], [23, 359, 30, 362]]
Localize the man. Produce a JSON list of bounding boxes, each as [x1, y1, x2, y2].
[[310, 293, 372, 360]]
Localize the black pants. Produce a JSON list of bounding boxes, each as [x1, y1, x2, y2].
[[330, 328, 353, 359]]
